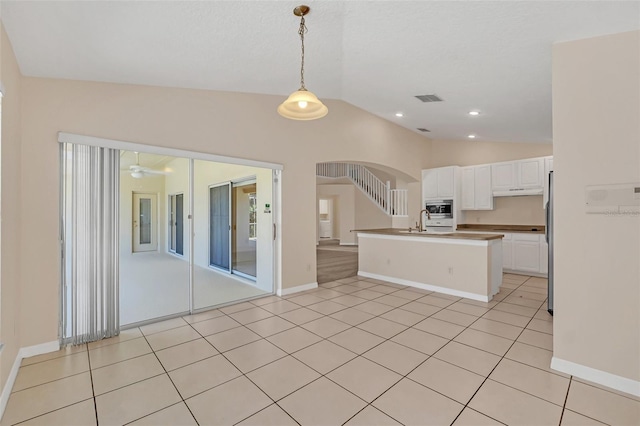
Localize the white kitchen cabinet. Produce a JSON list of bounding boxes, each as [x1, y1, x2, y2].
[[491, 162, 516, 192], [513, 233, 541, 273], [422, 166, 456, 200], [491, 158, 545, 195], [475, 165, 493, 209], [460, 167, 475, 210], [502, 233, 513, 270], [460, 165, 493, 210], [518, 158, 544, 188], [543, 156, 554, 207], [539, 234, 549, 274]]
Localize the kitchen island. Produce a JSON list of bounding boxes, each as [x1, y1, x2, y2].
[[356, 229, 504, 302]]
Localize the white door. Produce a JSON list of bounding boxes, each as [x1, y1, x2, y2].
[[133, 193, 158, 252]]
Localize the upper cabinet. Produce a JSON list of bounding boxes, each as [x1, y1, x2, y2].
[[422, 166, 456, 199], [491, 158, 545, 196], [461, 165, 493, 210]]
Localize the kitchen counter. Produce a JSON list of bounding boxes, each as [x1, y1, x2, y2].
[[356, 229, 503, 302], [457, 224, 545, 234], [354, 228, 503, 241]]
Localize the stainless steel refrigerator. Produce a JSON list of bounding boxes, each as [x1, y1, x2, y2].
[[545, 171, 554, 315]]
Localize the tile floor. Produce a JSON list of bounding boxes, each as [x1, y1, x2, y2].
[[3, 274, 640, 425]]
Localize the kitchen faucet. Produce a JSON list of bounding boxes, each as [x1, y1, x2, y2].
[[418, 209, 431, 232]]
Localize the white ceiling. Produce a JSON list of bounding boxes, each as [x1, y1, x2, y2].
[[2, 1, 639, 143]]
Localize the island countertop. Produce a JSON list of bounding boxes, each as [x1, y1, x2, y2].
[[353, 228, 504, 241]]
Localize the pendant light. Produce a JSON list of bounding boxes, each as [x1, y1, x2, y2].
[[277, 5, 328, 120]]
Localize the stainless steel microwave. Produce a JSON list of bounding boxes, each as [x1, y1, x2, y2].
[[425, 200, 453, 219]]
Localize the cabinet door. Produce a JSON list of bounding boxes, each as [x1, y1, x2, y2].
[[460, 167, 475, 210], [539, 235, 548, 274], [475, 165, 494, 210], [518, 158, 544, 188], [422, 169, 438, 200], [491, 162, 516, 191], [502, 235, 513, 270], [513, 239, 541, 273], [437, 167, 455, 198]]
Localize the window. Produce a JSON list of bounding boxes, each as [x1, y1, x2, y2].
[[249, 192, 257, 240]]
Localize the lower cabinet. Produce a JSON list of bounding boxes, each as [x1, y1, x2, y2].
[[512, 234, 541, 273], [501, 233, 547, 275]]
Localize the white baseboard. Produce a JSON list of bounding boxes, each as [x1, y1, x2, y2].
[[19, 341, 60, 359], [0, 340, 60, 419], [277, 282, 318, 297], [504, 269, 548, 278], [551, 356, 640, 397], [358, 271, 489, 302]]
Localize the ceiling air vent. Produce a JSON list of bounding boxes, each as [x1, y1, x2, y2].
[[415, 94, 443, 103], [417, 128, 431, 132]]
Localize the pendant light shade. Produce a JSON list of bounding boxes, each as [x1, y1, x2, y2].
[[278, 89, 328, 120], [278, 5, 328, 121]]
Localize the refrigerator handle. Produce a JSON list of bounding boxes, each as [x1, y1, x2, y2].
[[545, 202, 550, 243]]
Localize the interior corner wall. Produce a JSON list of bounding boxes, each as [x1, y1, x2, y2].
[[552, 30, 640, 385], [0, 23, 22, 391]]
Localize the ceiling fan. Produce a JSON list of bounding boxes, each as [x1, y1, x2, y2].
[[123, 152, 170, 179]]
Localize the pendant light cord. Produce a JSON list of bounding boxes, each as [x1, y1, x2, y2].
[[299, 15, 307, 90]]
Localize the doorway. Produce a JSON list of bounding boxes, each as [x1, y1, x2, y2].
[[208, 179, 258, 280], [168, 193, 184, 256], [132, 192, 158, 252]]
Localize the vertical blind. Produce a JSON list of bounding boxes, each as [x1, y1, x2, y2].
[[61, 143, 120, 345]]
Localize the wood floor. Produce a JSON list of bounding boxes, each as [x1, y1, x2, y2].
[[316, 245, 358, 284]]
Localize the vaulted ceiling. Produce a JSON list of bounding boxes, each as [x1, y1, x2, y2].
[[2, 1, 639, 143]]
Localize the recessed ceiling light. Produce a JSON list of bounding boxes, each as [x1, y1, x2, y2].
[[468, 111, 480, 116], [395, 112, 404, 117], [468, 134, 477, 139]]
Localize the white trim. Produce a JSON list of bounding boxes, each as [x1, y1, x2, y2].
[[551, 357, 640, 397], [0, 353, 21, 419], [19, 341, 60, 359], [358, 271, 490, 302], [0, 340, 60, 419], [58, 132, 284, 171], [356, 232, 491, 247], [277, 282, 318, 297], [340, 243, 358, 246]]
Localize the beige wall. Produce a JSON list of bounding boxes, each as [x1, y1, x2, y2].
[[462, 196, 546, 226], [553, 31, 639, 383], [17, 76, 430, 346], [0, 24, 23, 390], [354, 189, 392, 230], [429, 139, 552, 168]]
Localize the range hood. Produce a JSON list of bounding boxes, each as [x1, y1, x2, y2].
[[493, 187, 543, 197]]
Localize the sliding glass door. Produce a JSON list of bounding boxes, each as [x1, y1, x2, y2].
[[169, 193, 184, 256], [209, 183, 231, 271]]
